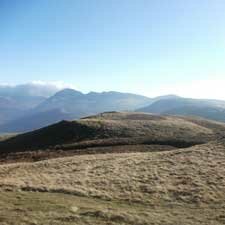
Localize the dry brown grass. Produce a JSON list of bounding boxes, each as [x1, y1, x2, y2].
[[1, 141, 225, 204], [1, 112, 225, 224], [0, 141, 225, 224], [0, 112, 219, 153], [1, 189, 223, 225]]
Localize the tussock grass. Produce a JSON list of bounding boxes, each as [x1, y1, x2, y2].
[[1, 142, 225, 201], [1, 190, 223, 225], [0, 141, 225, 224], [0, 112, 219, 154], [0, 112, 225, 224]]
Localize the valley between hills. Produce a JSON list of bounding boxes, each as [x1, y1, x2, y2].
[[0, 112, 225, 225]]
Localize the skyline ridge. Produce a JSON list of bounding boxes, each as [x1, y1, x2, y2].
[[0, 81, 225, 101]]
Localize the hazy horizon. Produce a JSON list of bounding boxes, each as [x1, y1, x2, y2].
[[1, 81, 225, 101]]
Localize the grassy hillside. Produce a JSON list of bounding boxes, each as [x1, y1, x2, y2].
[[0, 112, 225, 224], [0, 112, 222, 154], [0, 141, 225, 224]]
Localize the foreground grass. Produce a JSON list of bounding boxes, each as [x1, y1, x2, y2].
[[0, 190, 224, 225], [0, 141, 225, 224], [1, 142, 225, 205]]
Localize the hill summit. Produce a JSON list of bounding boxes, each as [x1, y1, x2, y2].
[[0, 112, 224, 158]]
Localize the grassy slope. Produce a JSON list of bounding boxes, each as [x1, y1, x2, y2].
[[1, 112, 225, 224], [0, 141, 225, 224], [0, 190, 224, 225], [0, 112, 220, 153]]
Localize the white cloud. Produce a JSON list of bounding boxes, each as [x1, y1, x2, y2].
[[30, 80, 76, 90], [0, 81, 77, 97]]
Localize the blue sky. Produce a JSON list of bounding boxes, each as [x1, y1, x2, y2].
[[1, 0, 225, 98]]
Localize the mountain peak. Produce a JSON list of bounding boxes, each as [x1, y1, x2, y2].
[[54, 88, 83, 97]]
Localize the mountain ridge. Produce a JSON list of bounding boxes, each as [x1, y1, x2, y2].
[[137, 97, 225, 122], [1, 87, 225, 133]]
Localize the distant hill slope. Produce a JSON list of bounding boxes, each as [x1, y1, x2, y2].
[[0, 90, 153, 133], [137, 98, 225, 122], [35, 89, 152, 114], [2, 87, 225, 133], [0, 83, 57, 125], [0, 95, 46, 125], [0, 109, 75, 133], [0, 112, 224, 154]]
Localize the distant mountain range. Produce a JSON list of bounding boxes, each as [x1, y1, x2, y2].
[[0, 87, 154, 133], [137, 98, 225, 122], [1, 84, 225, 133], [35, 89, 153, 114], [0, 95, 46, 125], [0, 84, 54, 125]]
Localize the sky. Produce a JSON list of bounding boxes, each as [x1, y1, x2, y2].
[[1, 0, 225, 99]]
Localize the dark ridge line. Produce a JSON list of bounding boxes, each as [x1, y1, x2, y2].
[[0, 140, 207, 165]]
